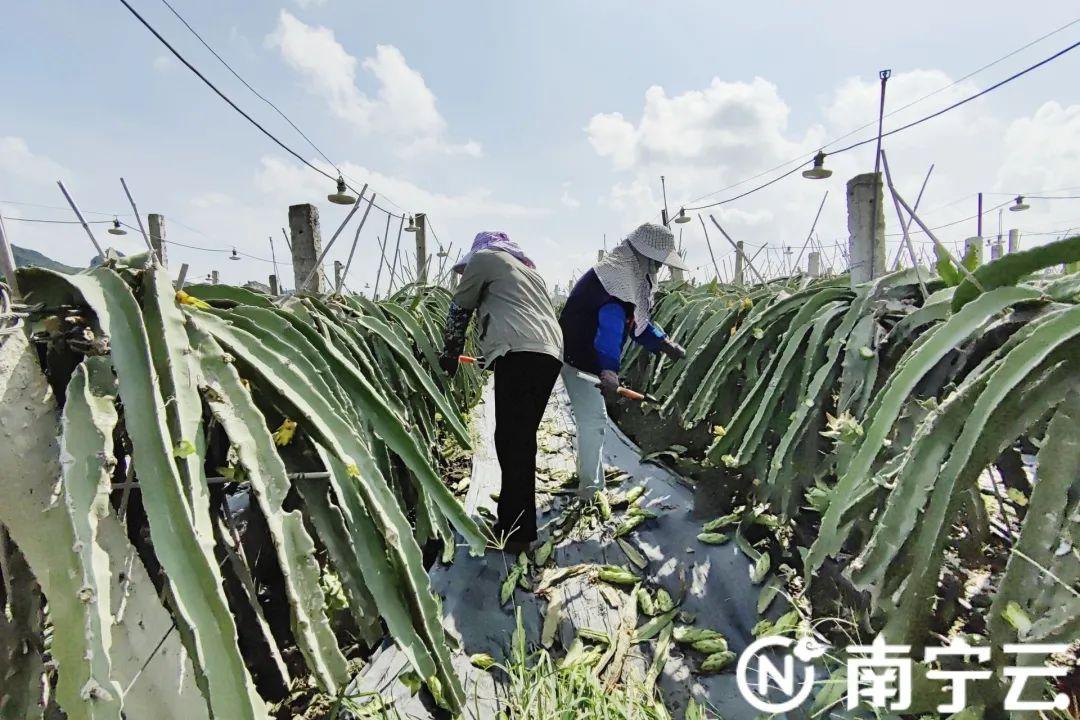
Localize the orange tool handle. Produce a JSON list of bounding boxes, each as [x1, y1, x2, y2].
[[459, 355, 479, 364], [592, 380, 647, 402]]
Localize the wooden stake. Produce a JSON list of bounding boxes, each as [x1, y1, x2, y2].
[[891, 185, 984, 291], [793, 190, 828, 271], [387, 216, 404, 294], [697, 214, 723, 282], [889, 164, 934, 270], [709, 215, 765, 284], [57, 180, 103, 257], [879, 150, 927, 297], [119, 177, 154, 254], [0, 214, 21, 300], [175, 262, 189, 290], [372, 211, 393, 299], [338, 193, 377, 294]]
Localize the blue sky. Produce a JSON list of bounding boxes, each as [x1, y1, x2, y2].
[[2, 1, 1078, 291]]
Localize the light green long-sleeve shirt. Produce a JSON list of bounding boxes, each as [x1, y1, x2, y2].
[[452, 250, 563, 363]]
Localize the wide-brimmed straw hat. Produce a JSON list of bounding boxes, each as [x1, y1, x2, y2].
[[625, 223, 691, 271]]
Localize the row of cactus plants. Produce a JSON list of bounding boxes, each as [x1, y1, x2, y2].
[[0, 255, 484, 719], [620, 235, 1080, 711]]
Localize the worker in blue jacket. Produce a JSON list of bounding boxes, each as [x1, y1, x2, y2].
[[558, 223, 688, 498]]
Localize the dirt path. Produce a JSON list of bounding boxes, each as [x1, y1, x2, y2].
[[350, 380, 777, 719]]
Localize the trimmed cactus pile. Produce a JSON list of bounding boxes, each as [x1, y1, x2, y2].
[[620, 236, 1080, 705], [0, 256, 484, 719]]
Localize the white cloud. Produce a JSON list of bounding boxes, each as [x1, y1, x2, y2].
[[152, 54, 176, 73], [189, 192, 233, 209], [266, 11, 480, 157], [243, 155, 550, 290], [0, 136, 68, 186], [586, 112, 638, 170], [254, 156, 545, 222], [996, 101, 1080, 201], [294, 0, 326, 8], [585, 70, 1080, 281], [560, 182, 580, 209], [588, 78, 819, 177]]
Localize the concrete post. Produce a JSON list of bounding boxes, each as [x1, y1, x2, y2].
[[289, 203, 323, 293], [964, 237, 984, 266], [333, 260, 344, 293], [846, 173, 886, 286], [211, 270, 220, 285], [414, 213, 428, 284], [669, 258, 685, 283], [734, 241, 745, 286], [1008, 228, 1021, 254], [808, 251, 822, 278], [148, 213, 167, 266], [269, 274, 279, 295]]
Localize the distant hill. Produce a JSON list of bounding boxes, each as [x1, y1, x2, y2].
[[12, 245, 80, 274]]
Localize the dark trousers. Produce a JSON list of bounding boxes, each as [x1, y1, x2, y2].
[[492, 351, 561, 543]]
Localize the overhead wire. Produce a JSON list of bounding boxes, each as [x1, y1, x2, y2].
[[683, 32, 1080, 212], [0, 199, 134, 217], [683, 17, 1080, 207], [117, 0, 406, 220], [826, 39, 1080, 158], [1, 216, 112, 225], [157, 0, 341, 177], [117, 221, 287, 264]]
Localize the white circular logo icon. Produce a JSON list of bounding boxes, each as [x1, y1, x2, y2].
[[736, 635, 828, 713]]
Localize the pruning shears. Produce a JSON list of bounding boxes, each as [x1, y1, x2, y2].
[[459, 356, 657, 404]]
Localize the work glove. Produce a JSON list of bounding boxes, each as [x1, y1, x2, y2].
[[599, 369, 621, 400], [439, 353, 459, 378], [440, 301, 472, 378], [660, 338, 687, 360]]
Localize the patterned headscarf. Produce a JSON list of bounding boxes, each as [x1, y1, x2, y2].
[[593, 239, 658, 335], [453, 231, 535, 273]]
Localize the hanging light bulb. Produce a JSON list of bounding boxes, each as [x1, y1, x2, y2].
[[327, 176, 357, 205], [405, 215, 418, 233], [802, 151, 833, 180], [229, 248, 241, 261], [1009, 195, 1029, 212], [107, 218, 127, 236], [673, 207, 691, 224]]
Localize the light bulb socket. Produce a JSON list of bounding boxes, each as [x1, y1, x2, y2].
[[802, 151, 832, 180], [1009, 195, 1029, 212], [328, 176, 357, 205]]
